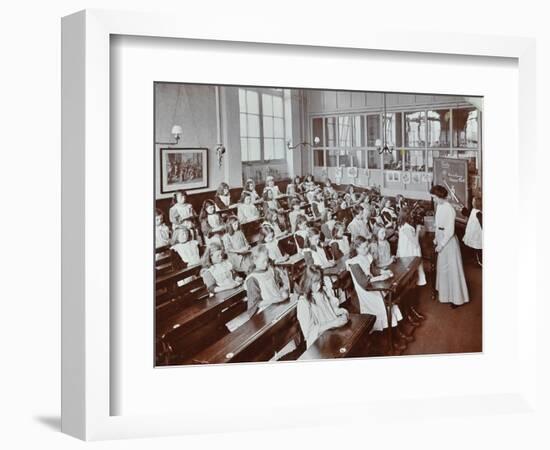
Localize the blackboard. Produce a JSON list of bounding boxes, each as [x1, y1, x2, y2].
[[433, 158, 469, 214]]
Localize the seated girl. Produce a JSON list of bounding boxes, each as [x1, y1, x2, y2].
[[199, 199, 224, 246], [380, 197, 398, 230], [245, 244, 289, 317], [263, 208, 286, 237], [222, 215, 253, 273], [345, 236, 404, 339], [259, 224, 289, 264], [286, 175, 305, 202], [311, 189, 327, 218], [397, 209, 427, 285], [237, 191, 260, 223], [200, 243, 243, 294], [214, 182, 232, 211], [303, 227, 335, 269], [347, 205, 371, 241], [302, 174, 316, 193], [263, 175, 281, 198], [374, 227, 395, 268], [243, 178, 261, 203], [320, 209, 336, 241], [297, 265, 349, 349], [329, 221, 351, 260], [262, 188, 281, 213], [171, 226, 201, 266], [323, 178, 336, 198], [306, 186, 320, 205], [288, 198, 307, 233], [155, 208, 171, 249], [294, 214, 310, 252], [168, 190, 198, 240], [346, 185, 362, 206]]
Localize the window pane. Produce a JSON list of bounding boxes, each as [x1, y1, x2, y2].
[[352, 116, 365, 147], [325, 117, 337, 147], [367, 150, 381, 169], [383, 150, 402, 170], [241, 138, 248, 161], [346, 149, 363, 168], [312, 118, 324, 147], [247, 114, 260, 137], [405, 111, 426, 147], [272, 96, 283, 117], [262, 94, 273, 116], [313, 149, 325, 167], [327, 150, 338, 167], [263, 116, 273, 138], [247, 138, 261, 161], [427, 150, 451, 172], [240, 113, 247, 137], [246, 90, 259, 114], [239, 89, 247, 112], [339, 152, 350, 167], [453, 108, 479, 148], [274, 139, 285, 159], [338, 116, 352, 147], [384, 113, 402, 148], [427, 109, 451, 147], [274, 117, 284, 138], [264, 138, 274, 160], [367, 114, 381, 147], [404, 150, 426, 171], [457, 150, 479, 173]]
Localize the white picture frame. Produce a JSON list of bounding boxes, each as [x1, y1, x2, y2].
[[61, 9, 539, 441]]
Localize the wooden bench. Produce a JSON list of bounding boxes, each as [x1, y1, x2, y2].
[[187, 299, 299, 365], [298, 313, 376, 360], [155, 263, 202, 292], [157, 286, 248, 364]]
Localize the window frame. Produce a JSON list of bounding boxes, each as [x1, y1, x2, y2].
[[239, 87, 287, 164]]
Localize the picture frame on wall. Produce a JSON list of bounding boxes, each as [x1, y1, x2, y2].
[[159, 147, 208, 193], [61, 8, 540, 442]]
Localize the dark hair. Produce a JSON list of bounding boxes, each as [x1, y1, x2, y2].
[[352, 205, 364, 216], [259, 223, 275, 243], [332, 221, 345, 239], [295, 214, 309, 229], [171, 190, 188, 206], [353, 235, 368, 249], [262, 189, 274, 201], [199, 199, 216, 221], [201, 242, 226, 269], [307, 227, 321, 249], [216, 182, 230, 196], [225, 215, 240, 235], [473, 196, 482, 210], [397, 207, 413, 228], [298, 264, 324, 300], [240, 191, 252, 203], [294, 175, 302, 184], [430, 184, 448, 199], [155, 208, 164, 218]]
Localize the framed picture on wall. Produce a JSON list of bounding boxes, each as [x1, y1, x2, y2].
[[159, 147, 208, 193]]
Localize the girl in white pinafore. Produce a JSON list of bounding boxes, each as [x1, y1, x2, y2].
[[346, 236, 403, 331], [430, 185, 469, 306], [462, 196, 483, 266], [397, 210, 427, 286]]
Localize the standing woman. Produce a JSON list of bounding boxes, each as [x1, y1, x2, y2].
[[430, 185, 469, 307]]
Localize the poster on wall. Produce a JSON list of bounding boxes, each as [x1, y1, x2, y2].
[[160, 147, 209, 193]]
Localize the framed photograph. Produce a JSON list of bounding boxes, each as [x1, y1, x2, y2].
[[61, 9, 540, 443], [159, 147, 208, 193]]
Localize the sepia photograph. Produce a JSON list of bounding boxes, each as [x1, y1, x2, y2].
[[154, 83, 483, 367]]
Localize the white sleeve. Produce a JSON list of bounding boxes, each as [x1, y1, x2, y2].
[[297, 299, 319, 349], [440, 205, 456, 248]]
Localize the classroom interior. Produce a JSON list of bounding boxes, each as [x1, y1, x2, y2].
[[154, 82, 483, 366]]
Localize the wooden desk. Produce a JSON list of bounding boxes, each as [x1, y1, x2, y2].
[[298, 313, 376, 360], [189, 299, 298, 364], [367, 256, 422, 355]]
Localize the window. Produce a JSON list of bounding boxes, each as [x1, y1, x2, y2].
[[384, 113, 403, 148], [405, 111, 426, 147], [427, 109, 451, 147], [453, 107, 479, 148], [239, 88, 286, 162], [366, 114, 381, 147]]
